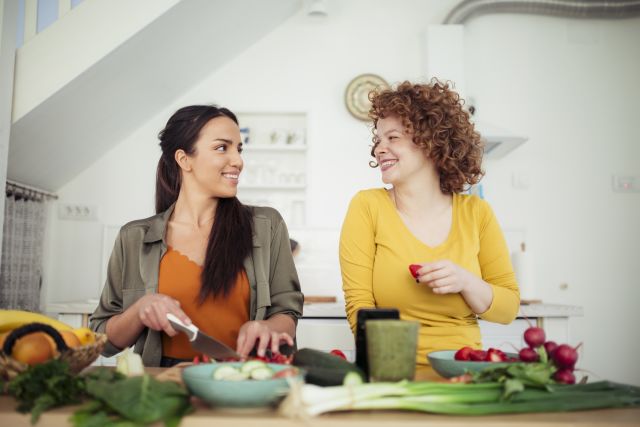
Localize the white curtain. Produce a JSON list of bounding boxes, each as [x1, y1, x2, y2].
[[0, 191, 48, 310]]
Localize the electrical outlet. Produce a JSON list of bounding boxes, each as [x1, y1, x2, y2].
[[58, 203, 98, 221]]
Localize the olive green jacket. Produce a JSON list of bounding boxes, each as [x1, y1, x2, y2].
[[89, 204, 304, 366]]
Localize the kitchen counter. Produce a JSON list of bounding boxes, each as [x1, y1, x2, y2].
[[1, 397, 638, 427], [0, 367, 638, 426]]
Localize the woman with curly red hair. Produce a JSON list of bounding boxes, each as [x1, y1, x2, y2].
[[339, 80, 519, 373]]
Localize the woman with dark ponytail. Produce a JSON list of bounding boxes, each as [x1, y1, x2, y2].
[[90, 105, 303, 367]]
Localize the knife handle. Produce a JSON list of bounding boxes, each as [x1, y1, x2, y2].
[[166, 313, 198, 341]]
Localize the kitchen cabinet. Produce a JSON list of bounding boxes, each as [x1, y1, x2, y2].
[[235, 112, 307, 228], [298, 303, 583, 362], [48, 300, 582, 366]]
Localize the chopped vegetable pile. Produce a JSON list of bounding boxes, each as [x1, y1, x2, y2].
[[212, 360, 300, 381]]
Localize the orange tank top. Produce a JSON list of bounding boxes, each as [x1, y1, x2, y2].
[[159, 246, 250, 360]]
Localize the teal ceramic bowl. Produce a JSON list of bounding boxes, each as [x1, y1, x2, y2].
[[427, 350, 518, 378], [182, 363, 303, 408]]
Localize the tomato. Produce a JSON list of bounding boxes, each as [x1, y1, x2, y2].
[[330, 349, 347, 360]]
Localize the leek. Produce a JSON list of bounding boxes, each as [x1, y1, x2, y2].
[[279, 380, 640, 418]]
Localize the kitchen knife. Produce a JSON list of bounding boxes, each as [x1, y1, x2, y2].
[[166, 313, 241, 360]]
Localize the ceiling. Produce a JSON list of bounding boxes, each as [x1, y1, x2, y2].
[[7, 0, 301, 191]]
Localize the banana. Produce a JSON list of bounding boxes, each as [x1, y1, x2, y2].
[[0, 309, 73, 333]]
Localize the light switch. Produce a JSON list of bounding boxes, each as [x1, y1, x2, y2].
[[512, 172, 530, 190], [612, 175, 640, 193]]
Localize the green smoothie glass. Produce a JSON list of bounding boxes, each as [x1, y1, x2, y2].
[[366, 320, 419, 382]]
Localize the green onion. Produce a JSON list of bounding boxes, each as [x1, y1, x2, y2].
[[278, 380, 640, 418]]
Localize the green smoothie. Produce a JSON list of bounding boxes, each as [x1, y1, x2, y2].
[[366, 320, 419, 382]]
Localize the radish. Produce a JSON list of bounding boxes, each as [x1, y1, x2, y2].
[[408, 264, 421, 279], [469, 350, 487, 361], [518, 347, 539, 363], [552, 344, 579, 370], [454, 346, 473, 361], [523, 326, 546, 348], [485, 348, 507, 362], [543, 341, 558, 357], [553, 369, 576, 384]]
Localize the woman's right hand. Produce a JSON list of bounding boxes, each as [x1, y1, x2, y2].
[[135, 294, 191, 336]]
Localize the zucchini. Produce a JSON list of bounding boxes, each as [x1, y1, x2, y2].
[[292, 348, 365, 386], [293, 348, 358, 371], [303, 366, 365, 387]]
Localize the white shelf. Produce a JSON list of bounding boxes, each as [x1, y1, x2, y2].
[[240, 184, 306, 190], [244, 145, 306, 152]]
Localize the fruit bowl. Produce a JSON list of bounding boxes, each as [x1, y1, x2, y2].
[[182, 362, 304, 408], [427, 350, 518, 378], [0, 332, 107, 382]]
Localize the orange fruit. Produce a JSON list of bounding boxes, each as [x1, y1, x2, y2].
[[11, 332, 55, 365], [0, 332, 8, 350], [59, 330, 81, 348]]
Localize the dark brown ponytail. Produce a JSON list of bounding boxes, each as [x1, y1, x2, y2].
[[156, 105, 253, 300]]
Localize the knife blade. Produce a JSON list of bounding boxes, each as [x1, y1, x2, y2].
[[166, 313, 241, 360]]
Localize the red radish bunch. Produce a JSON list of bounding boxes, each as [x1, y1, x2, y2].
[[451, 325, 581, 384]]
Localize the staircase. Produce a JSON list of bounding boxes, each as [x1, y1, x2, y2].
[[7, 0, 301, 191]]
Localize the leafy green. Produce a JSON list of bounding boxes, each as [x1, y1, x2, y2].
[[5, 361, 192, 426], [470, 360, 557, 399], [72, 372, 193, 427], [7, 359, 85, 424]]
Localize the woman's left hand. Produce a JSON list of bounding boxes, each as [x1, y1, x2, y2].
[[414, 260, 474, 294], [236, 320, 294, 358]]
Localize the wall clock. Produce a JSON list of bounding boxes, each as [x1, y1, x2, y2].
[[344, 74, 389, 121]]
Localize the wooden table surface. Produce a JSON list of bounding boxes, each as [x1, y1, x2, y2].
[[1, 367, 639, 426]]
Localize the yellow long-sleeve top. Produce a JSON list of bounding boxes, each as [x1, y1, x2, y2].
[[339, 189, 519, 367]]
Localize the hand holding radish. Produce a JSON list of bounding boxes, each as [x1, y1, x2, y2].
[[409, 260, 475, 294]]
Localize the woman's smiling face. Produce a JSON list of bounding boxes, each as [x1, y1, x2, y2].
[[185, 116, 244, 198], [374, 115, 429, 186]]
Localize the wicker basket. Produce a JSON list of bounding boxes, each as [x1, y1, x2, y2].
[[0, 333, 107, 382]]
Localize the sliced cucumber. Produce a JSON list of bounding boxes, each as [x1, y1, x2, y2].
[[213, 365, 241, 380], [249, 366, 274, 380], [224, 371, 250, 381], [240, 360, 267, 374]]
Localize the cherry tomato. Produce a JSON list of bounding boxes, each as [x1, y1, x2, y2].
[[330, 349, 347, 360]]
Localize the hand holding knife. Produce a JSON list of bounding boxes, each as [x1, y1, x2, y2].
[[166, 313, 242, 360]]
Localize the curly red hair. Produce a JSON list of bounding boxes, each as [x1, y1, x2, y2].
[[368, 79, 484, 194]]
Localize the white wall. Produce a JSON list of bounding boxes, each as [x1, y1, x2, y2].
[[44, 1, 640, 385]]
